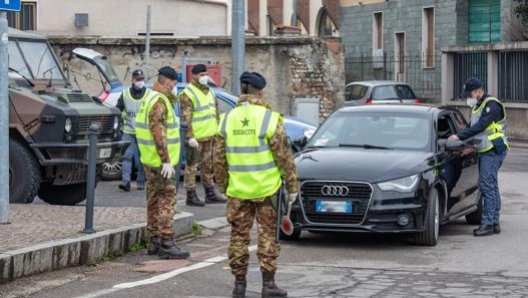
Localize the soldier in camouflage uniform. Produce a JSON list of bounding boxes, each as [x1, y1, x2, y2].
[[214, 72, 299, 298], [136, 66, 189, 259], [179, 64, 226, 207]]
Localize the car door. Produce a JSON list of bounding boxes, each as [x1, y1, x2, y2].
[[452, 110, 479, 205]]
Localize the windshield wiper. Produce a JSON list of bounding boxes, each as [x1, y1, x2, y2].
[[8, 67, 35, 87], [339, 143, 392, 150]]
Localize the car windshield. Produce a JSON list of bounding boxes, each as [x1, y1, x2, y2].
[[372, 84, 416, 100], [93, 55, 120, 84], [307, 111, 431, 151], [8, 40, 65, 81]]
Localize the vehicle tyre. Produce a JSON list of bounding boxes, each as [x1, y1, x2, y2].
[[9, 138, 40, 204], [100, 161, 122, 181], [465, 191, 483, 225], [279, 229, 301, 241], [38, 182, 87, 205], [414, 188, 440, 246]]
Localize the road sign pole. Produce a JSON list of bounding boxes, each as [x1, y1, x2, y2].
[[0, 11, 9, 224]]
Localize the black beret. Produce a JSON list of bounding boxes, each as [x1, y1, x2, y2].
[[191, 64, 207, 74], [158, 66, 178, 80], [240, 71, 266, 89]]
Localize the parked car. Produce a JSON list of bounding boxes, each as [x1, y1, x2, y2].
[[69, 48, 317, 180], [344, 80, 420, 105], [287, 104, 481, 246]]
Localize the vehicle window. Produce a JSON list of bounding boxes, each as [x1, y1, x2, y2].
[[217, 97, 233, 114], [345, 84, 368, 101], [307, 111, 430, 151], [8, 41, 32, 78], [372, 85, 416, 100], [437, 113, 457, 151], [452, 111, 469, 132], [17, 41, 64, 80]]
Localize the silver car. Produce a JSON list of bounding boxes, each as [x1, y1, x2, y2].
[[344, 80, 420, 105]]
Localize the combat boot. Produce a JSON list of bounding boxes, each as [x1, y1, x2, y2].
[[232, 275, 247, 298], [147, 236, 161, 255], [186, 188, 206, 207], [205, 186, 227, 204], [262, 272, 287, 298], [118, 181, 130, 192], [158, 238, 190, 259]]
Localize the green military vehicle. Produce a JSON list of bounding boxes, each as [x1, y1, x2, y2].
[[8, 28, 127, 205]]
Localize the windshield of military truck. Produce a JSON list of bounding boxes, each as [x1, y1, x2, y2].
[[8, 39, 65, 81]]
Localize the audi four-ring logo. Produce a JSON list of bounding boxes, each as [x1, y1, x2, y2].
[[321, 185, 349, 196]]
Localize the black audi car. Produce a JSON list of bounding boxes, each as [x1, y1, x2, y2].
[[287, 104, 481, 246]]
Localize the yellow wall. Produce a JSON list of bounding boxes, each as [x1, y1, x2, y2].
[[340, 0, 386, 7]]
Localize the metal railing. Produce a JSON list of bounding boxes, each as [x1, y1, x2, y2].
[[498, 51, 528, 103], [345, 52, 442, 101], [452, 52, 488, 100]]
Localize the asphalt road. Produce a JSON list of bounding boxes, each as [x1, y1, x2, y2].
[[13, 146, 525, 298]]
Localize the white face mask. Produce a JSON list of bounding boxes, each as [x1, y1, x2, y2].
[[466, 97, 478, 108], [171, 84, 179, 97], [134, 81, 145, 89], [198, 75, 209, 85]]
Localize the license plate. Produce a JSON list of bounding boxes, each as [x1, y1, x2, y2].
[[315, 200, 352, 213], [99, 148, 112, 158]]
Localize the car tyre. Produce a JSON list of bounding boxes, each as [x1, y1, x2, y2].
[[38, 182, 87, 205], [9, 138, 40, 204], [414, 188, 440, 246], [465, 191, 483, 225], [100, 161, 122, 181], [279, 229, 301, 241]]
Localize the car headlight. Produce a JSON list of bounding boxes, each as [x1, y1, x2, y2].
[[378, 174, 420, 192], [303, 128, 315, 139], [113, 116, 119, 130], [64, 117, 72, 133]]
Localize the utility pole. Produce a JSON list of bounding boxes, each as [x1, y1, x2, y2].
[[292, 0, 297, 27], [144, 5, 151, 81], [0, 11, 9, 224], [231, 0, 245, 95]]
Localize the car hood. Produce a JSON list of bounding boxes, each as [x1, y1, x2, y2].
[[295, 148, 433, 183]]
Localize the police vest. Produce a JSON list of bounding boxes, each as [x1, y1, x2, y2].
[[181, 84, 218, 139], [122, 88, 151, 134], [219, 104, 282, 199], [470, 97, 509, 153], [135, 91, 181, 167]]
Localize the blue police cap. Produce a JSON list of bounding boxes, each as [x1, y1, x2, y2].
[[460, 77, 483, 98]]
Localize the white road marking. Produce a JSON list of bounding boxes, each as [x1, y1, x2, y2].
[[73, 245, 257, 298]]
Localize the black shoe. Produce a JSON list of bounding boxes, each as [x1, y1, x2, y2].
[[147, 236, 161, 255], [158, 238, 190, 259], [493, 224, 501, 234], [118, 181, 130, 192], [262, 272, 287, 298], [205, 187, 227, 204], [232, 275, 246, 298], [473, 225, 494, 236], [186, 189, 206, 207]]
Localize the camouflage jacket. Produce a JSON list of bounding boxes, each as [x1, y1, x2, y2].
[[214, 94, 299, 197], [179, 80, 220, 141], [149, 82, 177, 164]]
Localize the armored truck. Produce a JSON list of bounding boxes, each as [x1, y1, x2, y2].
[[8, 28, 127, 205]]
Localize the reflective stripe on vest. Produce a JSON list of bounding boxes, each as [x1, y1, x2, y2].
[[134, 91, 181, 167], [181, 84, 218, 139], [122, 88, 150, 134], [219, 104, 281, 200], [470, 97, 509, 153]]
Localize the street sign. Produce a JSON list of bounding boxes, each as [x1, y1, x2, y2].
[[0, 0, 21, 12]]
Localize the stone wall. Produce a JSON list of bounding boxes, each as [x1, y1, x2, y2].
[[48, 36, 344, 123]]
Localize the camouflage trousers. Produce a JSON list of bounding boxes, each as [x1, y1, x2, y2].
[[144, 165, 177, 239], [184, 138, 215, 189], [227, 194, 280, 276]]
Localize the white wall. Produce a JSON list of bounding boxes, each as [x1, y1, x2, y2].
[[310, 0, 323, 37], [35, 0, 229, 37]]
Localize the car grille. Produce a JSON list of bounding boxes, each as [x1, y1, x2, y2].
[[301, 181, 373, 224], [76, 115, 114, 135]]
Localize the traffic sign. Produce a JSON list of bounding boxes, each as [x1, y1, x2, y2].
[[0, 0, 21, 12]]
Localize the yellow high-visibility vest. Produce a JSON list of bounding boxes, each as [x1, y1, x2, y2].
[[122, 88, 151, 134], [470, 97, 509, 153], [135, 91, 181, 167], [219, 104, 282, 199], [180, 84, 218, 139]]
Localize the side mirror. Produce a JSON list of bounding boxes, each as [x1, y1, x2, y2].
[[292, 135, 308, 151], [445, 139, 465, 151]]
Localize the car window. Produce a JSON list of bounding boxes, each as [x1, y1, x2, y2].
[[345, 84, 368, 101], [452, 111, 469, 133], [437, 113, 457, 151], [217, 96, 233, 114], [372, 85, 416, 100], [308, 111, 430, 151]]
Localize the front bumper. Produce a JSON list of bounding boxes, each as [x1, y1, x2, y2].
[[30, 140, 130, 166], [293, 181, 427, 234]]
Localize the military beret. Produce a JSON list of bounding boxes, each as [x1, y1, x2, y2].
[[240, 71, 266, 89], [191, 64, 207, 74], [158, 66, 178, 80]]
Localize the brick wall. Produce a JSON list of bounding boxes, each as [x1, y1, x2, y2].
[[323, 0, 340, 29], [268, 0, 284, 26], [298, 0, 311, 33], [248, 0, 260, 34]]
